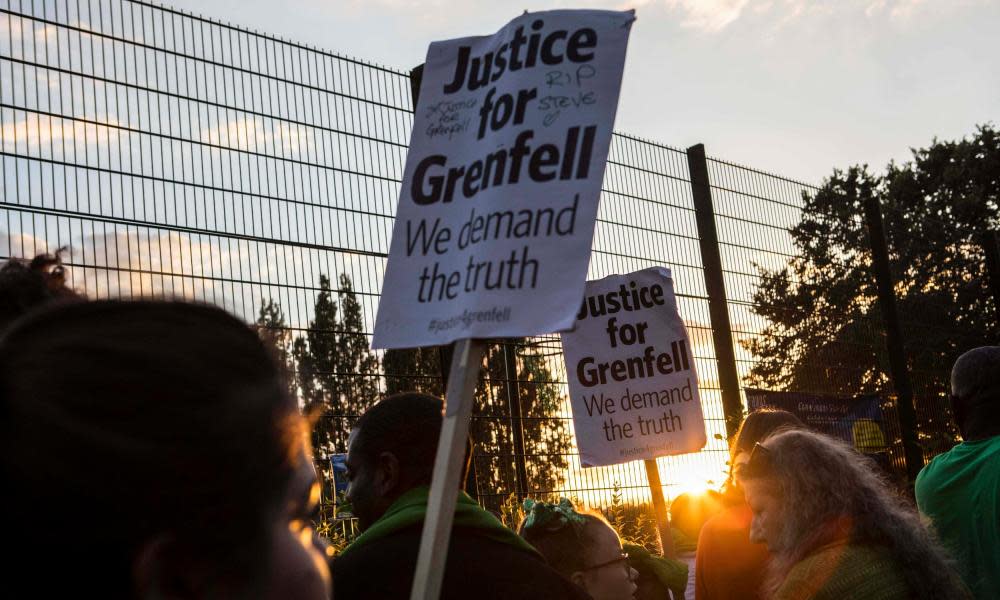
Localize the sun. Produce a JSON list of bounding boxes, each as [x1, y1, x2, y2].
[[661, 458, 724, 500]]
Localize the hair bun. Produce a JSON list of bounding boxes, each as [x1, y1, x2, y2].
[[521, 497, 586, 533]]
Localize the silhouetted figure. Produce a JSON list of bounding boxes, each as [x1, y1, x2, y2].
[[0, 300, 331, 599], [916, 346, 1000, 600], [332, 393, 588, 600], [696, 409, 803, 600]]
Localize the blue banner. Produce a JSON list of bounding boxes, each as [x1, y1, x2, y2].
[[745, 389, 890, 466]]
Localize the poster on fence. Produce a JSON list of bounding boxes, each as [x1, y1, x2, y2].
[[745, 389, 892, 467], [561, 267, 707, 467], [329, 454, 353, 520], [372, 10, 635, 349]]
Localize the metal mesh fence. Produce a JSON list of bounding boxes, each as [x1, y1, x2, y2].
[[2, 0, 983, 526], [705, 157, 911, 476]]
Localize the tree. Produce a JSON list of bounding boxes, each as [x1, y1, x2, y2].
[[254, 298, 296, 400], [383, 346, 444, 396], [332, 273, 380, 428], [290, 273, 382, 458], [746, 124, 1000, 454], [293, 275, 341, 457], [482, 339, 572, 502], [384, 339, 573, 512]]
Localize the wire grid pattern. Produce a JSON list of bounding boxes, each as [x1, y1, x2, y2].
[[0, 0, 734, 512], [706, 157, 912, 474], [4, 0, 962, 514]]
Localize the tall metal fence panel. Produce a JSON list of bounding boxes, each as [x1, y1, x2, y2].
[[3, 0, 986, 526], [704, 158, 910, 475]]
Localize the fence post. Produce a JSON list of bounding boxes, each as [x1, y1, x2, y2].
[[862, 196, 923, 483], [502, 342, 531, 502], [981, 230, 1000, 333], [686, 144, 744, 440], [409, 64, 424, 107]]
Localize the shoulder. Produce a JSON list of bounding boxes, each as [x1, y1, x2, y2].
[[444, 530, 590, 599], [777, 544, 910, 600], [332, 526, 589, 600], [916, 437, 1000, 502], [916, 445, 959, 498], [331, 527, 422, 598], [697, 504, 755, 556]]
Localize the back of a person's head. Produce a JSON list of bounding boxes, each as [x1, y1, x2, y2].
[[0, 300, 300, 596], [732, 409, 805, 457], [950, 346, 1000, 440], [669, 490, 725, 541], [0, 251, 80, 330], [351, 392, 444, 489], [725, 408, 804, 494]]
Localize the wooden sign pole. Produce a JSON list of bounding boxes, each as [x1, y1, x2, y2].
[[643, 458, 676, 559], [409, 338, 486, 600]]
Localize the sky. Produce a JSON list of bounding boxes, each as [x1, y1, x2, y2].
[[161, 0, 1000, 184]]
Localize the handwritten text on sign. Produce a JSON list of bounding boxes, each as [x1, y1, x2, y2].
[[561, 268, 707, 467], [372, 10, 634, 349]]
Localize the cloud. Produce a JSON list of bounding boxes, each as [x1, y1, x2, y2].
[[865, 0, 927, 20], [665, 0, 751, 32], [635, 0, 986, 33], [0, 231, 52, 259]]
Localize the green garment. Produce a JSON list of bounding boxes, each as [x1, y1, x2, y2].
[[339, 486, 539, 559], [916, 435, 1000, 600], [623, 543, 688, 599], [774, 542, 912, 600]]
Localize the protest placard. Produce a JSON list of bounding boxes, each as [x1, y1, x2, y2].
[[372, 9, 635, 349], [386, 11, 636, 598], [562, 267, 707, 467]]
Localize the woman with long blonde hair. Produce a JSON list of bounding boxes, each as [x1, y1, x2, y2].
[[739, 429, 969, 599]]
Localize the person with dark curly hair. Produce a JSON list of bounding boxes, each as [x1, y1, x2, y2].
[[0, 249, 81, 330]]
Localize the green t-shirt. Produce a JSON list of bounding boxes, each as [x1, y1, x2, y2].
[[915, 435, 1000, 600]]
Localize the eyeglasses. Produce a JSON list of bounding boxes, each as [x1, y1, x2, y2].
[[750, 442, 772, 462], [737, 442, 772, 479], [581, 552, 630, 573]]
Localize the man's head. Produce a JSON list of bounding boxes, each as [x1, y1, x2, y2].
[[950, 346, 1000, 441], [345, 393, 444, 530]]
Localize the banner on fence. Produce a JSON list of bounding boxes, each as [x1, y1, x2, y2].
[[561, 267, 707, 467], [373, 9, 635, 349], [745, 389, 890, 459], [329, 453, 353, 520]]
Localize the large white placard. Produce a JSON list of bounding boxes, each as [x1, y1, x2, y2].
[[372, 10, 635, 349], [561, 268, 707, 467]]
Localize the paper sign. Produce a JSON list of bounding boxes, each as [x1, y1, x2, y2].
[[561, 267, 707, 467], [373, 10, 635, 349]]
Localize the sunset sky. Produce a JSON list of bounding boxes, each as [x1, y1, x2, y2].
[[166, 0, 999, 183]]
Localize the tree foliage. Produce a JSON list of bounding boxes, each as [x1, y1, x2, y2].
[[255, 274, 380, 460], [746, 125, 1000, 452], [384, 339, 573, 509]]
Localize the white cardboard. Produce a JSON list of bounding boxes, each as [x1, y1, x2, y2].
[[373, 10, 634, 349], [561, 267, 707, 467]]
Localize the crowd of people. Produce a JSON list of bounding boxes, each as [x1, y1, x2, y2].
[[1, 252, 997, 600]]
